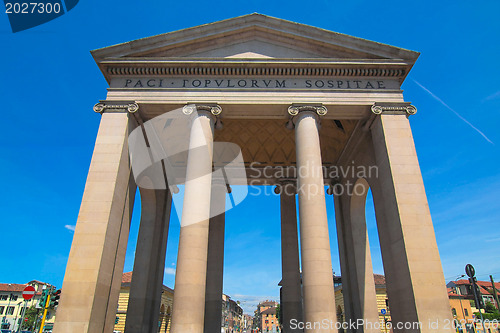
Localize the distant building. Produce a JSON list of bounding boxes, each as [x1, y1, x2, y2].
[[447, 286, 475, 333], [446, 279, 500, 333], [243, 314, 254, 331], [222, 294, 244, 332], [254, 301, 279, 333], [447, 279, 500, 309], [0, 280, 57, 332], [113, 272, 174, 333], [334, 274, 391, 328]]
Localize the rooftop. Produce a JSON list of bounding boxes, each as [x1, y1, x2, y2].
[[0, 283, 27, 292]]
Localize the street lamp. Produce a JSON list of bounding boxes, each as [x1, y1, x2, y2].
[[455, 275, 467, 333], [12, 301, 24, 332]]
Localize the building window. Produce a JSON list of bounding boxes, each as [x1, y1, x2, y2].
[[7, 306, 14, 315], [452, 308, 457, 317], [464, 309, 469, 316], [0, 306, 4, 315], [0, 295, 7, 301], [11, 295, 18, 301]]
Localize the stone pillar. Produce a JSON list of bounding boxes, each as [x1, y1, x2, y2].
[[170, 104, 220, 333], [278, 181, 303, 333], [333, 178, 380, 333], [368, 104, 454, 333], [290, 105, 337, 333], [204, 179, 227, 333], [125, 173, 172, 333], [54, 103, 138, 333]]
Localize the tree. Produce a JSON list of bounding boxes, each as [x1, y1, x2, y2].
[[276, 304, 283, 326], [21, 306, 38, 330], [474, 301, 500, 320], [485, 301, 496, 313]]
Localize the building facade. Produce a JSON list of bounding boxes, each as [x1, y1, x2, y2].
[[447, 279, 500, 309], [0, 280, 56, 332], [222, 294, 244, 333], [447, 279, 500, 333], [335, 274, 391, 331], [114, 272, 174, 333], [254, 301, 279, 333]]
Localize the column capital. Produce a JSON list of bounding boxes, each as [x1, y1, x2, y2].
[[287, 104, 327, 117], [326, 178, 341, 195], [371, 102, 417, 116], [93, 101, 139, 114], [183, 104, 223, 129], [182, 103, 222, 116], [286, 104, 327, 129], [274, 179, 297, 195]]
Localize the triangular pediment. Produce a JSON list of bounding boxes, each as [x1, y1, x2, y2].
[[92, 13, 419, 62], [179, 40, 325, 59]]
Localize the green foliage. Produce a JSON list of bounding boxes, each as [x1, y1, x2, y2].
[[21, 306, 38, 330], [474, 311, 500, 320], [276, 304, 283, 326], [474, 302, 500, 321], [484, 301, 496, 313]]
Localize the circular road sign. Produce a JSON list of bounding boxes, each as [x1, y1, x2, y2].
[[22, 286, 36, 300], [465, 264, 475, 278], [381, 309, 387, 315]]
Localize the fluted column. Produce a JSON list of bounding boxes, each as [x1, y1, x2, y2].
[[277, 181, 303, 332], [290, 105, 337, 333], [170, 104, 220, 333]]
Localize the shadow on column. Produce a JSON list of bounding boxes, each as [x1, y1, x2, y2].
[[204, 179, 227, 333], [125, 179, 172, 333], [278, 182, 303, 333]]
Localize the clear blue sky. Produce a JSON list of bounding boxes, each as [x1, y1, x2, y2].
[[1, 0, 499, 314]]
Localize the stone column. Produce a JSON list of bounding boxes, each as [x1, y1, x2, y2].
[[277, 181, 303, 333], [125, 167, 172, 333], [369, 104, 454, 333], [54, 102, 138, 333], [170, 104, 220, 333], [290, 105, 337, 333], [204, 179, 227, 333], [333, 178, 380, 333]]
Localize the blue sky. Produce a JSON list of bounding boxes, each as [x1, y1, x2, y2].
[[1, 0, 499, 314]]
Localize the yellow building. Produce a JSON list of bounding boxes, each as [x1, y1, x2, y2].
[[335, 274, 391, 330], [114, 272, 174, 333], [0, 280, 57, 332], [447, 283, 500, 333]]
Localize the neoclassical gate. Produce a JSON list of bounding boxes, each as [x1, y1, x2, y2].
[[54, 14, 453, 333]]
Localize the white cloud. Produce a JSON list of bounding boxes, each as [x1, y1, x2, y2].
[[64, 225, 76, 232], [165, 267, 176, 275], [231, 294, 278, 314]]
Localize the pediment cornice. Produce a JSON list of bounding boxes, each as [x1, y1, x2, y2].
[[92, 14, 419, 84]]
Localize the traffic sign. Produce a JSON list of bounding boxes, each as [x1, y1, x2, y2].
[[22, 286, 36, 300], [465, 264, 475, 278], [381, 309, 387, 315]]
